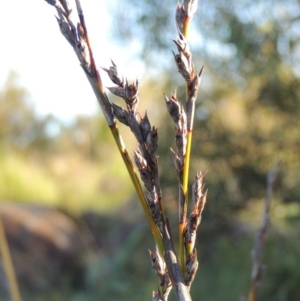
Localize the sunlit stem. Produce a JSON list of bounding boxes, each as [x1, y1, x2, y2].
[[178, 15, 192, 275], [179, 129, 192, 274], [0, 219, 22, 301], [110, 124, 164, 255], [248, 283, 256, 301], [183, 130, 192, 204]]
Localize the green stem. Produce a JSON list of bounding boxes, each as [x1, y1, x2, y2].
[[179, 16, 192, 275], [179, 129, 193, 273], [183, 130, 192, 210], [110, 123, 164, 255]]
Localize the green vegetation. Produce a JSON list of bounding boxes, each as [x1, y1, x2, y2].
[[0, 151, 59, 205], [0, 72, 133, 213]]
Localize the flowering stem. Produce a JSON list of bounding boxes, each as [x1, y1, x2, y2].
[[179, 12, 191, 278], [109, 123, 164, 255], [179, 128, 192, 271]]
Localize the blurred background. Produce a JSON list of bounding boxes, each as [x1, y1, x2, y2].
[[0, 0, 300, 300]]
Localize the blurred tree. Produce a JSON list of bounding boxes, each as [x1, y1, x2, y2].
[[0, 71, 59, 151]]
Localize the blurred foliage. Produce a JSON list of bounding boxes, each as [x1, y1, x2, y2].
[[0, 71, 54, 151], [13, 221, 300, 301], [0, 71, 133, 213]]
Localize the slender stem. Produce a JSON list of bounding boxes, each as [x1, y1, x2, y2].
[[179, 15, 192, 276], [248, 161, 280, 301], [163, 221, 192, 301], [0, 219, 22, 301], [110, 123, 164, 255], [179, 128, 192, 273], [183, 130, 192, 210]]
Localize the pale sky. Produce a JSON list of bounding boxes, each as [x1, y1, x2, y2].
[[0, 0, 143, 122]]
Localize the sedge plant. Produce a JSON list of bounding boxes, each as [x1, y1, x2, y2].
[[37, 1, 277, 301], [40, 1, 205, 300]]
